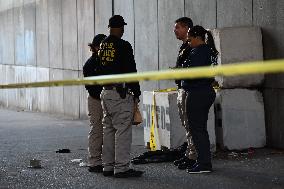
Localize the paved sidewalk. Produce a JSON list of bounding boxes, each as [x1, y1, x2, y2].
[[0, 108, 283, 189]]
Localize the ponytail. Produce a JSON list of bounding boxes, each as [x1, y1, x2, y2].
[[205, 30, 218, 58]]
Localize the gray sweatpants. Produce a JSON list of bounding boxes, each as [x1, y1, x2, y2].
[[100, 89, 134, 173], [177, 88, 197, 160], [87, 96, 103, 166]]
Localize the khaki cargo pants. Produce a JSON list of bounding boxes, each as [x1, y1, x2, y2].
[[100, 89, 134, 174], [87, 96, 103, 166], [177, 88, 197, 160]]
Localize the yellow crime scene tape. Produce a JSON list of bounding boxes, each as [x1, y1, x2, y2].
[[0, 59, 284, 151], [150, 91, 158, 151], [150, 87, 177, 151], [0, 59, 283, 89]]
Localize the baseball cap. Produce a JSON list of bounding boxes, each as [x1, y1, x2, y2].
[[108, 15, 127, 28], [88, 34, 106, 47]]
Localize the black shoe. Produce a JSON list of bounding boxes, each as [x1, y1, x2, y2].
[[177, 159, 196, 170], [88, 165, 103, 173], [103, 170, 114, 177], [187, 163, 212, 174], [173, 156, 188, 166], [114, 169, 144, 178]]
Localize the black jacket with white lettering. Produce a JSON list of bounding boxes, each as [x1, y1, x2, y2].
[[98, 35, 141, 98]]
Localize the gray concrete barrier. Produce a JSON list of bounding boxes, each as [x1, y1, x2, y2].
[[215, 89, 266, 150], [212, 26, 264, 88], [143, 91, 216, 152]]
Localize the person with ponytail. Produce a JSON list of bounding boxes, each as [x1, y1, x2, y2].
[[181, 25, 218, 174]]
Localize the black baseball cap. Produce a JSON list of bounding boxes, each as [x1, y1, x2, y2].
[[88, 34, 106, 47], [108, 15, 127, 28]]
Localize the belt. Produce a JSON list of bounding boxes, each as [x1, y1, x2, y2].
[[103, 86, 116, 90]]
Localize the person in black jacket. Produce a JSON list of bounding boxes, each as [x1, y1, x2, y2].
[[83, 34, 106, 173], [98, 15, 143, 178], [181, 25, 218, 174], [172, 17, 198, 170]]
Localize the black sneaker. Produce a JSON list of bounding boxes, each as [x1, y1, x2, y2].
[[187, 163, 212, 174], [88, 165, 103, 173], [177, 159, 196, 170], [114, 169, 144, 178], [173, 156, 188, 166], [103, 170, 114, 177]]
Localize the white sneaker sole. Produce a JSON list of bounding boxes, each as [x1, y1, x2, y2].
[[187, 170, 212, 174]]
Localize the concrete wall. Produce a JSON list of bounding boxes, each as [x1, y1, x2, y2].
[[77, 0, 95, 119], [0, 0, 94, 118], [185, 0, 217, 29], [95, 0, 112, 35], [217, 0, 253, 27], [252, 0, 284, 148], [158, 0, 184, 89], [114, 0, 134, 47], [0, 0, 284, 147], [134, 0, 159, 92]]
